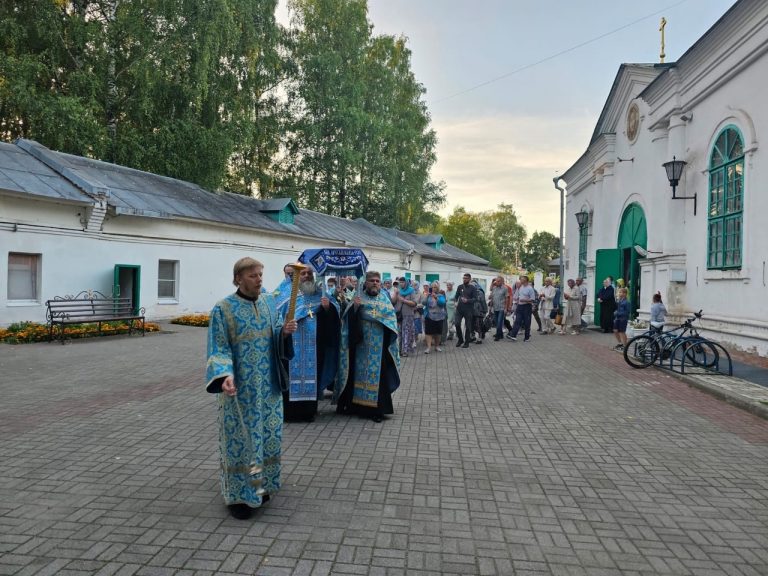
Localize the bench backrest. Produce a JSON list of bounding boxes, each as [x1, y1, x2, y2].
[[46, 290, 138, 320]]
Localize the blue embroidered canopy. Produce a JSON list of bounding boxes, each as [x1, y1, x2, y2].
[[298, 248, 369, 277]]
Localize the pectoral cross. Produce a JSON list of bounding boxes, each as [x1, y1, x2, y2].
[[659, 17, 667, 64], [308, 308, 314, 319]]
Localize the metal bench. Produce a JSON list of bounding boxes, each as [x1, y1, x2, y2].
[[46, 289, 146, 343]]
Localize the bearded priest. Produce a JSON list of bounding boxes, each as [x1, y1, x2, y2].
[[335, 270, 401, 423], [278, 266, 341, 422]]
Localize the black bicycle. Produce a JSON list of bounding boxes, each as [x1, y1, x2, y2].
[[623, 310, 719, 369]]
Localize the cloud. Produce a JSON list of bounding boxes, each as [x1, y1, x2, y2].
[[432, 114, 594, 235]]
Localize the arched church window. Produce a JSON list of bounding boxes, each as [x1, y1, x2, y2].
[[707, 126, 744, 269]]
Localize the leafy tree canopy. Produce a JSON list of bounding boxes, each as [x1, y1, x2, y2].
[[523, 230, 560, 272]]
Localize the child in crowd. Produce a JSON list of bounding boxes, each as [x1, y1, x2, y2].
[[650, 291, 667, 331], [613, 287, 630, 351]]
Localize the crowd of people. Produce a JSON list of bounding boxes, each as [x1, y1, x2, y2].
[[382, 272, 594, 350], [204, 257, 643, 519]]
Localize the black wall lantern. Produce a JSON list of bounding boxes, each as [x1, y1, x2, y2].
[[662, 156, 696, 215], [575, 210, 589, 229]]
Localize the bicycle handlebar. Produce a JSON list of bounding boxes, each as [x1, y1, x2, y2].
[[682, 310, 703, 327]]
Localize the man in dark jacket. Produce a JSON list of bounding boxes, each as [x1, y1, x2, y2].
[[453, 273, 477, 348]]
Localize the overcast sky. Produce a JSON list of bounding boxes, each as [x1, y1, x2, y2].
[[279, 0, 736, 235]]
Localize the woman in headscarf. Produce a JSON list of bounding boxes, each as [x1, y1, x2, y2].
[[393, 277, 417, 356]]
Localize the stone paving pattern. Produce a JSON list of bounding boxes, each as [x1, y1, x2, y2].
[[1, 324, 768, 575]]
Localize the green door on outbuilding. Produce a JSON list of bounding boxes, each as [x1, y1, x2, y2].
[[113, 264, 141, 315]]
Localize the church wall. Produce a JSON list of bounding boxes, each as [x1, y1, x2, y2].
[[563, 9, 768, 356], [646, 51, 768, 355]]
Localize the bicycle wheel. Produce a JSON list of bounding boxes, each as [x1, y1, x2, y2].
[[682, 339, 720, 368], [623, 335, 660, 368]]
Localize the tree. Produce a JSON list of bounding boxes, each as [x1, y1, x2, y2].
[[222, 0, 291, 198], [486, 203, 526, 267], [1, 0, 285, 192], [440, 207, 499, 266], [523, 231, 560, 272], [282, 0, 444, 228], [0, 0, 108, 155]]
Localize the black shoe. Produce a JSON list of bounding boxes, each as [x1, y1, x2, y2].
[[462, 344, 469, 348], [456, 341, 464, 347], [228, 503, 254, 520], [261, 494, 270, 504], [372, 414, 383, 423]]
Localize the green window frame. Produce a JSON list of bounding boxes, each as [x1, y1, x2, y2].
[[707, 126, 744, 269], [578, 225, 588, 278]]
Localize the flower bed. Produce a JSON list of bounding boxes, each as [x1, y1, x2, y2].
[[0, 321, 160, 344], [170, 314, 210, 327]]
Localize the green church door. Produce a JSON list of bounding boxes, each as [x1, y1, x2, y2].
[[616, 203, 647, 319], [594, 249, 622, 325]]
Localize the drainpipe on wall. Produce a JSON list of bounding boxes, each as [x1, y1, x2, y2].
[[553, 176, 566, 284]]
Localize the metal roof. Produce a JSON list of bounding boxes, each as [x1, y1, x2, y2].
[[0, 142, 91, 204], [394, 230, 489, 267], [2, 139, 492, 266]]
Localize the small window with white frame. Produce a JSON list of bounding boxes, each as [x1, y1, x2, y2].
[[158, 260, 179, 300], [7, 253, 42, 302]]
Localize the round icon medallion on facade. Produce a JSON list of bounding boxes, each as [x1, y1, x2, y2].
[[626, 103, 640, 143]]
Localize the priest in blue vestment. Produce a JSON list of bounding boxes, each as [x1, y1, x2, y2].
[[278, 266, 341, 422], [206, 257, 297, 520], [335, 271, 400, 423]]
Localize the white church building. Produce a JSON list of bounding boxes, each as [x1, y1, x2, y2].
[[0, 139, 496, 327], [562, 0, 768, 356]]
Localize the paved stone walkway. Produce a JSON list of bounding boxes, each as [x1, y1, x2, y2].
[[1, 325, 768, 576]]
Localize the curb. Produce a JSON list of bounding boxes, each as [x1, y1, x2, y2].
[[666, 370, 768, 421]]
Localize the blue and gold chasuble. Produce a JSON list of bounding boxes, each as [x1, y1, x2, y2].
[[206, 292, 291, 507], [336, 291, 400, 407], [278, 291, 340, 402]]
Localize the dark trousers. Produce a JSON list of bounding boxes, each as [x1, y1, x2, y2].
[[510, 303, 532, 340], [494, 310, 506, 339], [532, 308, 542, 331], [455, 307, 474, 344]]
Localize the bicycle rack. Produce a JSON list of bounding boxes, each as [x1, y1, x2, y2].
[[665, 337, 733, 376]]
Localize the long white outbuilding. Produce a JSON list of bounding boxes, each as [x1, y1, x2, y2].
[[0, 139, 497, 326]]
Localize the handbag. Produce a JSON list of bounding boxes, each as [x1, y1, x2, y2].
[[549, 308, 558, 320], [554, 313, 563, 325]]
